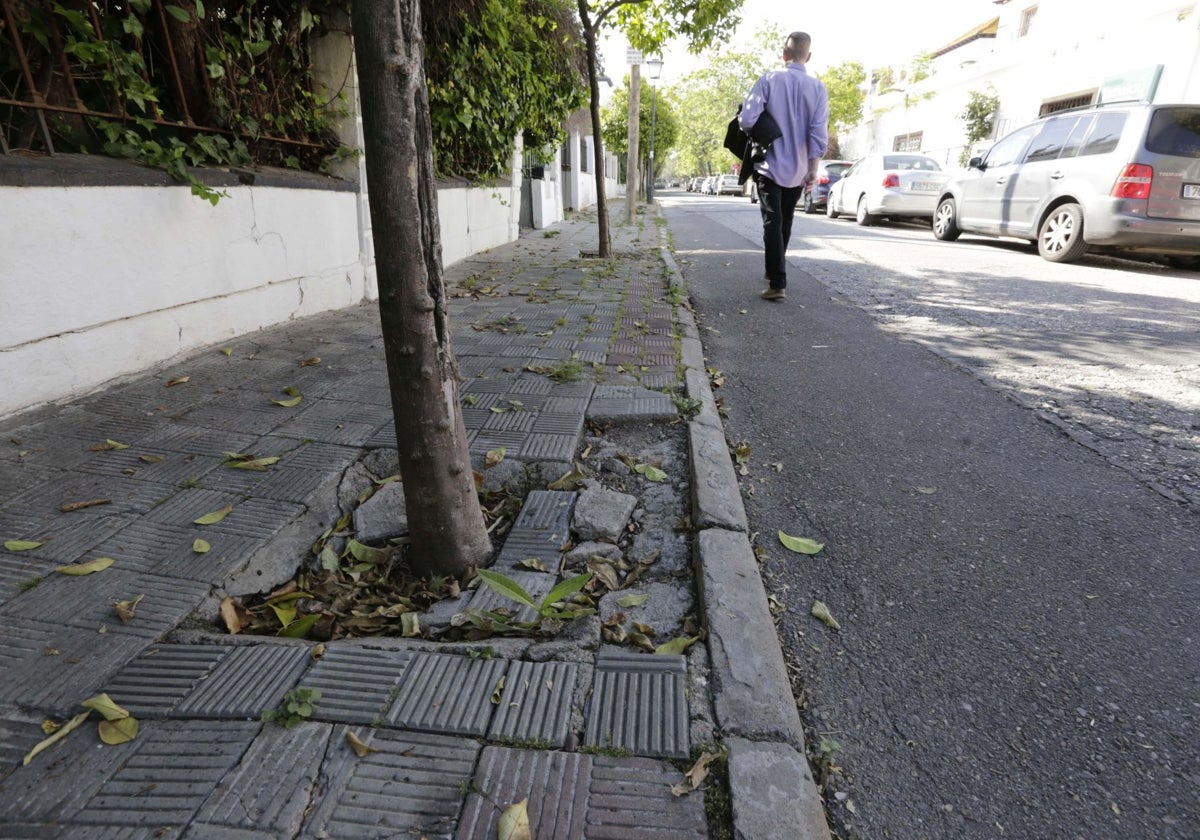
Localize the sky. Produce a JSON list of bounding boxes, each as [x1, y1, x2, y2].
[[598, 0, 1005, 94]]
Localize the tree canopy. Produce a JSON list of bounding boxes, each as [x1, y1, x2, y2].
[[601, 75, 679, 179]]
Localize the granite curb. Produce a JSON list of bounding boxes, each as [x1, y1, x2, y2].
[[659, 212, 833, 840]]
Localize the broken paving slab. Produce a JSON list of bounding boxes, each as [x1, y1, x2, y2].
[[584, 648, 689, 759], [571, 484, 637, 543], [352, 480, 407, 543]]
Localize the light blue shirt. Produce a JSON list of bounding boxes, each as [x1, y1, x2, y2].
[[740, 62, 830, 188]]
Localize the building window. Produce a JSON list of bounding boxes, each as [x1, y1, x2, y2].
[[580, 136, 589, 174], [892, 132, 923, 152], [1038, 91, 1097, 116], [561, 138, 572, 171], [1018, 5, 1038, 37]]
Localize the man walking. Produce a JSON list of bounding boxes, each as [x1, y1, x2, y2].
[[740, 31, 829, 301]]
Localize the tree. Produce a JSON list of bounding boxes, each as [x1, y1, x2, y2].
[[575, 0, 742, 256], [668, 26, 781, 178], [601, 76, 679, 186], [349, 1, 492, 579], [959, 85, 1000, 165], [819, 60, 865, 158]]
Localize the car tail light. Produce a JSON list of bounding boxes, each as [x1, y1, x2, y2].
[[818, 175, 830, 185], [882, 173, 900, 188], [1111, 164, 1152, 199]]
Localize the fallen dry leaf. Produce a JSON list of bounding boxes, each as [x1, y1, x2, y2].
[[23, 711, 90, 765], [56, 557, 115, 576], [811, 600, 841, 631], [98, 716, 139, 745], [113, 594, 144, 623], [346, 731, 379, 757], [60, 498, 112, 513], [671, 749, 724, 796], [164, 375, 189, 387], [497, 799, 532, 840]]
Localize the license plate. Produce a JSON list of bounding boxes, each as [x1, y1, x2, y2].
[[1184, 183, 1200, 199], [911, 181, 939, 192]]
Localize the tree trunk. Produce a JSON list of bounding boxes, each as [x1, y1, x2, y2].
[[624, 61, 640, 223], [577, 1, 611, 257], [349, 0, 492, 579]]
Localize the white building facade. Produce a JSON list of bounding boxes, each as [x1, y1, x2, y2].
[[843, 0, 1200, 166]]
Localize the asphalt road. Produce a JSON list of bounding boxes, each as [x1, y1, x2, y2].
[[662, 189, 1200, 840]]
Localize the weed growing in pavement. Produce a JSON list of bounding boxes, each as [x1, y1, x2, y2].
[[670, 393, 702, 420], [18, 576, 42, 592], [262, 688, 321, 728]]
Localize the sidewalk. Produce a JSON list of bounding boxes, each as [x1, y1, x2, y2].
[[0, 206, 828, 840]]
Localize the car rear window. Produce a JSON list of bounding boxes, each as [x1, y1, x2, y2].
[[882, 155, 941, 171], [1145, 108, 1200, 158], [826, 163, 851, 176], [1079, 112, 1127, 156]]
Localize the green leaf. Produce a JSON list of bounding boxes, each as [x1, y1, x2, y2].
[[476, 569, 538, 610], [194, 505, 234, 525], [193, 539, 211, 554], [271, 387, 302, 408], [811, 600, 841, 630], [227, 456, 281, 471], [542, 572, 592, 608], [319, 545, 339, 571], [164, 5, 190, 22], [346, 540, 390, 565], [779, 531, 824, 555], [616, 593, 650, 608], [56, 557, 115, 576], [634, 463, 668, 482], [400, 612, 421, 637], [194, 0, 205, 18], [267, 602, 297, 627], [4, 540, 43, 552], [278, 613, 320, 638], [655, 636, 700, 655]]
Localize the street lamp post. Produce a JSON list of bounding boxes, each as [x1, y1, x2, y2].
[[645, 57, 664, 202]]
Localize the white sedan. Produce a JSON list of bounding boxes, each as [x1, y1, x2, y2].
[[826, 153, 950, 226]]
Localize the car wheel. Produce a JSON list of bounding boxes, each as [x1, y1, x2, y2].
[[855, 196, 877, 226], [932, 197, 961, 241], [1037, 203, 1088, 263], [803, 192, 816, 214], [826, 195, 839, 219]]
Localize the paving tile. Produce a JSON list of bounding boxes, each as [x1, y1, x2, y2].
[[518, 434, 578, 462], [5, 475, 178, 521], [183, 405, 285, 435], [92, 521, 261, 582], [104, 644, 233, 717], [72, 447, 225, 486], [585, 755, 708, 838], [0, 569, 209, 641], [0, 462, 60, 506], [455, 748, 591, 840], [0, 708, 49, 783], [487, 660, 578, 747], [0, 552, 52, 608], [142, 490, 303, 541], [481, 411, 536, 434], [531, 413, 585, 436], [271, 415, 385, 447], [0, 513, 136, 565], [0, 709, 145, 824], [513, 490, 576, 532], [140, 489, 242, 527], [70, 720, 260, 827], [584, 649, 689, 759], [469, 430, 528, 456], [302, 727, 481, 840], [385, 652, 508, 736], [587, 395, 678, 423], [0, 621, 147, 713], [493, 530, 569, 569], [135, 426, 259, 457], [192, 721, 331, 834], [297, 646, 414, 724], [172, 646, 311, 720]]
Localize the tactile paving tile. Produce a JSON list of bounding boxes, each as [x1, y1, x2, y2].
[[385, 652, 508, 736], [92, 521, 262, 583], [0, 706, 147, 825], [247, 467, 335, 503], [297, 647, 414, 724], [455, 747, 591, 840], [587, 395, 678, 422], [145, 493, 304, 541], [70, 720, 261, 827], [513, 490, 576, 531], [278, 441, 360, 473], [191, 721, 331, 834], [73, 448, 226, 486], [487, 660, 578, 747], [272, 416, 384, 447], [517, 434, 578, 462], [183, 404, 285, 435], [508, 378, 554, 396], [585, 754, 708, 838], [0, 552, 49, 608], [0, 708, 50, 782], [469, 431, 527, 456], [0, 568, 209, 640], [0, 617, 147, 713], [542, 396, 590, 414], [530, 413, 585, 436], [584, 649, 689, 759], [172, 645, 311, 719], [7, 475, 177, 521], [141, 489, 242, 527], [481, 411, 536, 433], [136, 426, 259, 457], [104, 644, 233, 717], [302, 727, 481, 840]]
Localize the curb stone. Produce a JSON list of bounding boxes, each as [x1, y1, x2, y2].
[[659, 212, 833, 840]]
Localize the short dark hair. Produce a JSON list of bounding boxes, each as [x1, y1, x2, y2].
[[784, 31, 811, 61]]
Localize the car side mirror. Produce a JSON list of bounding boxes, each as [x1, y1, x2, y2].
[[968, 156, 984, 170]]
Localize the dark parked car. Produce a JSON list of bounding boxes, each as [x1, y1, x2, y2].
[[933, 102, 1200, 265], [800, 160, 853, 213]]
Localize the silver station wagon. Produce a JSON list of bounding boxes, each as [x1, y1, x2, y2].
[[932, 102, 1200, 265]]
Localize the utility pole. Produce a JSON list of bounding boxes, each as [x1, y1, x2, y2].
[[645, 57, 663, 202], [625, 53, 641, 224]]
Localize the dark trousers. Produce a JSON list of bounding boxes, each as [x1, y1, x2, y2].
[[755, 174, 803, 288]]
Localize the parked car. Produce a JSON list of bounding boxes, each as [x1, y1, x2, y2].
[[800, 160, 854, 213], [716, 174, 743, 196], [932, 102, 1200, 264], [826, 153, 950, 225]]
